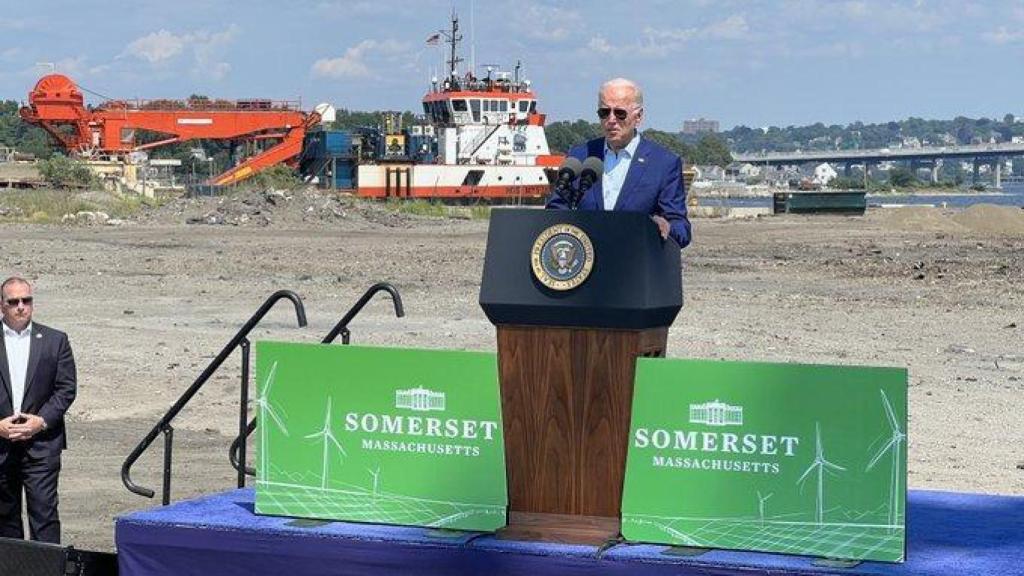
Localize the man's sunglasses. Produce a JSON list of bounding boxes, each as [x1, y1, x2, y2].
[[597, 107, 638, 120], [4, 297, 33, 307]]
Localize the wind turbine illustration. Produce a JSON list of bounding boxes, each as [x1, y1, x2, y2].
[[305, 397, 347, 490], [368, 466, 381, 499], [254, 361, 289, 484], [797, 422, 846, 525], [866, 389, 905, 530], [757, 490, 773, 528]]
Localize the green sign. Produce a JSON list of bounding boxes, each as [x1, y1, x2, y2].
[[622, 359, 908, 563], [253, 342, 507, 531]]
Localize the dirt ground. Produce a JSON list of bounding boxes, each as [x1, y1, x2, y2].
[[1, 189, 1022, 552]]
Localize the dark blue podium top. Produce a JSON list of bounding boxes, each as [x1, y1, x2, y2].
[[479, 208, 683, 329]]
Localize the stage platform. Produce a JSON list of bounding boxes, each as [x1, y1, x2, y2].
[[115, 488, 1024, 576]]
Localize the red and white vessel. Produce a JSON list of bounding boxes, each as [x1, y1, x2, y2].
[[356, 13, 562, 201]]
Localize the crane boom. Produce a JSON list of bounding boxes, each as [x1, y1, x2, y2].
[[19, 74, 317, 185]]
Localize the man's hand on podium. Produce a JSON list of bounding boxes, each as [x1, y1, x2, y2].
[[651, 215, 670, 240]]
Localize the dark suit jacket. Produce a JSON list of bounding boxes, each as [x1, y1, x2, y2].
[[0, 322, 77, 460], [546, 136, 692, 249]]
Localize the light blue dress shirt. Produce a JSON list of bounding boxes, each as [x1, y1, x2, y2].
[[602, 133, 641, 210]]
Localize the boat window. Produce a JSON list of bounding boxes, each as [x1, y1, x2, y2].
[[529, 101, 537, 113], [518, 100, 529, 113], [470, 99, 481, 122], [452, 99, 468, 112], [499, 100, 508, 112], [462, 169, 484, 186], [422, 102, 430, 117]]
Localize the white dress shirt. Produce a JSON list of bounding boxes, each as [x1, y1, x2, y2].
[[3, 321, 32, 414], [602, 133, 641, 210]]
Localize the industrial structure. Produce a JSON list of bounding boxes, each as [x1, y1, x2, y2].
[[19, 74, 321, 186], [735, 143, 1024, 188]]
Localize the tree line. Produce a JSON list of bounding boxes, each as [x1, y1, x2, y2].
[[5, 98, 1020, 170], [720, 114, 1024, 153], [544, 120, 733, 167]]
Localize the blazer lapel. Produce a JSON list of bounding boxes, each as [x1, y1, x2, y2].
[[614, 138, 651, 211], [22, 325, 42, 402], [589, 173, 605, 210], [584, 139, 605, 210], [0, 335, 10, 412]]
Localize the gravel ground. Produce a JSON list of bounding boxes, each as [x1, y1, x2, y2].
[[1, 189, 1022, 551]]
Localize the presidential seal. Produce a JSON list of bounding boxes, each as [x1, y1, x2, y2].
[[530, 224, 595, 291]]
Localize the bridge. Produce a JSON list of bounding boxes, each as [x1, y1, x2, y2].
[[734, 142, 1024, 186]]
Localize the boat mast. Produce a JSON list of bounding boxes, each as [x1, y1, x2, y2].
[[444, 12, 463, 89]]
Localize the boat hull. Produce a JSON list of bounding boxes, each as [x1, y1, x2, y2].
[[356, 163, 553, 200]]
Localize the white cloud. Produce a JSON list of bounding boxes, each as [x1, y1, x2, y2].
[[24, 56, 90, 79], [192, 25, 239, 80], [983, 26, 1024, 45], [623, 15, 745, 59], [315, 1, 401, 15], [124, 30, 187, 63], [1, 47, 22, 62], [0, 18, 26, 30], [312, 39, 410, 79], [588, 36, 613, 54], [842, 1, 869, 18], [121, 25, 239, 80], [704, 14, 749, 40], [514, 4, 583, 41]]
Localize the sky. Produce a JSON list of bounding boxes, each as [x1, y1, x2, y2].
[[2, 0, 1024, 131]]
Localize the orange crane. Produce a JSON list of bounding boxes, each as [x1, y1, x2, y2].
[[19, 74, 320, 185]]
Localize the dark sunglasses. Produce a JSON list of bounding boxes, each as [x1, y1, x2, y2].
[[4, 297, 33, 307], [597, 107, 638, 120]]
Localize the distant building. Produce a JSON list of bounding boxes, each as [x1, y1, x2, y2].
[[813, 163, 838, 186], [725, 162, 760, 182], [692, 164, 725, 182], [682, 117, 719, 135]]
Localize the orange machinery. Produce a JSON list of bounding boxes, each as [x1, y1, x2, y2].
[[19, 74, 320, 185]]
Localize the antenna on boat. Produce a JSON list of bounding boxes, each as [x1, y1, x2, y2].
[[470, 0, 476, 80], [440, 9, 464, 89]]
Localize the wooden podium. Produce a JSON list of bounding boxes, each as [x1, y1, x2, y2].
[[479, 208, 683, 545]]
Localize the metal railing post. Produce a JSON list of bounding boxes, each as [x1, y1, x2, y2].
[[162, 425, 174, 506], [238, 339, 250, 488], [122, 290, 306, 501], [228, 283, 405, 480]]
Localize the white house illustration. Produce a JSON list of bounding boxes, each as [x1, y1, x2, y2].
[[396, 387, 446, 412], [689, 400, 743, 426]]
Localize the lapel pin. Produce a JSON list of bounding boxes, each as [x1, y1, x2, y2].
[[638, 157, 646, 163], [35, 333, 42, 339]]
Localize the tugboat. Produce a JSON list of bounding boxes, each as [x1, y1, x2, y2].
[[354, 13, 562, 201]]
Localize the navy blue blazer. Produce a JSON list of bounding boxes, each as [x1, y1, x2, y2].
[[0, 322, 77, 460], [546, 136, 692, 249]]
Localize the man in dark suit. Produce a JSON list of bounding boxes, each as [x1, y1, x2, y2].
[[0, 277, 77, 543], [546, 77, 692, 249]]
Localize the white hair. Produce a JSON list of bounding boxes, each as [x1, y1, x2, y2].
[[599, 78, 644, 108]]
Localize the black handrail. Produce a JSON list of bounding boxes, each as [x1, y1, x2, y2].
[[321, 282, 404, 344], [122, 290, 307, 503], [228, 282, 404, 478]]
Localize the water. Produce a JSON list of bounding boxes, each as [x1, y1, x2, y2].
[[706, 188, 1024, 209]]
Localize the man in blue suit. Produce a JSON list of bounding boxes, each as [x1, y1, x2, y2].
[[546, 78, 691, 249]]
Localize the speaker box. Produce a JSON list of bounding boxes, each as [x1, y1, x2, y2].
[[0, 537, 117, 576]]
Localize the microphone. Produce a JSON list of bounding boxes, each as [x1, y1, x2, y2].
[[552, 157, 582, 206], [574, 156, 604, 207]]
